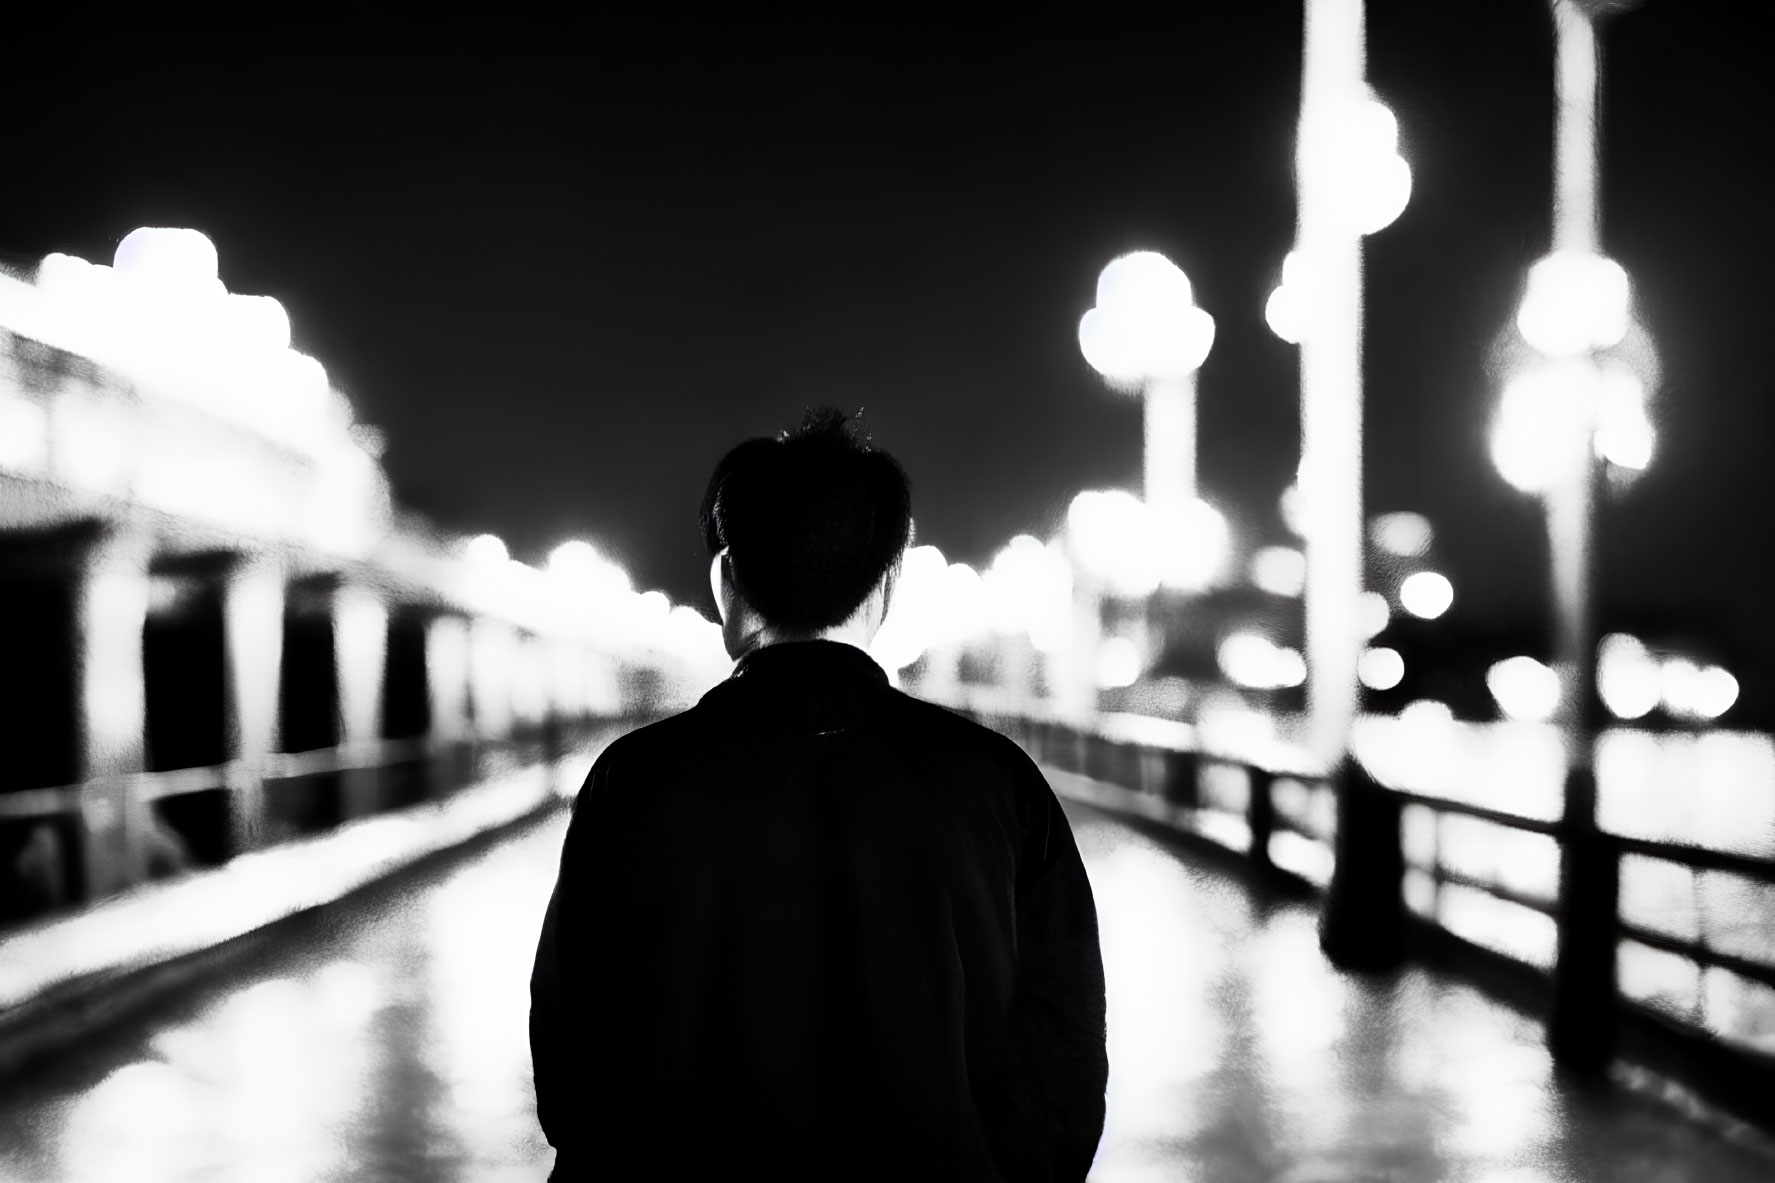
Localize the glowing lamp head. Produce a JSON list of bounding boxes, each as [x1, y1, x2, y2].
[[466, 533, 509, 566], [1079, 250, 1215, 389], [1399, 571, 1454, 620], [113, 227, 224, 297], [1516, 250, 1632, 357]]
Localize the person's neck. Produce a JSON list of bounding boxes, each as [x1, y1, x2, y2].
[[729, 611, 876, 661]]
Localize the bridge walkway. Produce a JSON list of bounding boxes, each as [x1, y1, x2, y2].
[[0, 797, 1770, 1182]]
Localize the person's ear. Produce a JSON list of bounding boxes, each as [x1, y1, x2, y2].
[[709, 549, 731, 624]]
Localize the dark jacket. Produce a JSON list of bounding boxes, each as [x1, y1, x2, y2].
[[530, 640, 1107, 1182]]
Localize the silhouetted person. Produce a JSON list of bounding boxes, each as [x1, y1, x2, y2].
[[530, 408, 1107, 1181]]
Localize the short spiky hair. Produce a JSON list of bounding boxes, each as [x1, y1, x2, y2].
[[700, 407, 913, 632]]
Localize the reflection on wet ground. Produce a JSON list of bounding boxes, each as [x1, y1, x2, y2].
[[0, 802, 1770, 1182]]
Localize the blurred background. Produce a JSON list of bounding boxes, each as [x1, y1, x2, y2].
[[1, 3, 1773, 1180]]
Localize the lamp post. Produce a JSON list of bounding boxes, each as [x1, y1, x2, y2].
[[1491, 0, 1647, 1074], [1078, 251, 1217, 516], [1076, 252, 1230, 720], [1280, 0, 1414, 970]]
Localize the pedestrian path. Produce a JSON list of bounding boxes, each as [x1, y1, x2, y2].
[[0, 799, 1770, 1182]]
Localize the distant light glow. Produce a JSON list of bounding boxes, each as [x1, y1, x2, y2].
[[1598, 634, 1660, 720], [113, 227, 223, 294], [1277, 483, 1306, 537], [1359, 591, 1391, 639], [1217, 632, 1307, 691], [1303, 93, 1412, 236], [1400, 571, 1454, 620], [1358, 646, 1404, 691], [1369, 511, 1433, 558], [1095, 636, 1142, 689], [1491, 359, 1597, 495], [871, 544, 950, 671], [1516, 250, 1632, 357], [1078, 251, 1215, 389], [1250, 546, 1306, 597], [0, 395, 50, 475], [1068, 489, 1160, 597], [1066, 489, 1230, 597], [1593, 366, 1654, 471], [1487, 656, 1560, 722], [546, 539, 632, 603], [1264, 251, 1305, 344], [1661, 658, 1739, 722], [984, 534, 1072, 652], [465, 534, 508, 566]]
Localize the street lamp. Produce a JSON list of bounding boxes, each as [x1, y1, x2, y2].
[[1492, 0, 1648, 1073], [1078, 250, 1217, 518], [1285, 0, 1416, 973]]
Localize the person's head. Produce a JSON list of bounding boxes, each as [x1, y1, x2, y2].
[[701, 407, 912, 657]]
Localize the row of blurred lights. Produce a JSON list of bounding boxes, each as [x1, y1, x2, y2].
[[459, 532, 725, 670], [1488, 634, 1739, 724]]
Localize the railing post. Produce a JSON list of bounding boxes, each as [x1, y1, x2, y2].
[[1549, 768, 1620, 1072], [1319, 758, 1406, 970], [68, 523, 151, 901], [220, 552, 283, 855], [425, 613, 473, 799], [333, 582, 388, 820], [1161, 748, 1199, 808], [1247, 765, 1276, 874]]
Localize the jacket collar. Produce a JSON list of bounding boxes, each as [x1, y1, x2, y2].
[[730, 638, 890, 688]]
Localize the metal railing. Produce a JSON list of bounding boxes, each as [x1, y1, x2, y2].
[[947, 698, 1775, 1132], [0, 714, 648, 927]]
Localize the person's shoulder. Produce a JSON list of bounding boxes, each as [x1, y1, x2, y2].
[[589, 706, 715, 772], [882, 690, 1044, 775]]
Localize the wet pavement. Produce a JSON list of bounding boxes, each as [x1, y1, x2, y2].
[[1, 800, 1771, 1182]]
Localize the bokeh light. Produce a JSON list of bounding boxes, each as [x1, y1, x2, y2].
[[1358, 646, 1404, 691], [1487, 656, 1561, 723], [1400, 571, 1454, 620]]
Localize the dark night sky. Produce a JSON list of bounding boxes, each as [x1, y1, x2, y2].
[[4, 3, 1771, 677]]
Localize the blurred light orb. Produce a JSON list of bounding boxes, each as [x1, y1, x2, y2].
[[872, 545, 947, 669], [1067, 489, 1161, 597], [1491, 359, 1596, 494], [1078, 251, 1215, 390], [1487, 656, 1560, 722], [1400, 698, 1455, 730], [1400, 571, 1454, 620], [1066, 489, 1228, 596], [1278, 483, 1307, 537], [1358, 646, 1405, 691], [1360, 590, 1391, 638], [1250, 546, 1306, 597], [1264, 251, 1306, 344], [547, 539, 632, 601], [984, 534, 1072, 651], [1095, 636, 1142, 690], [1516, 250, 1632, 357], [466, 533, 509, 566], [1218, 632, 1306, 691], [1598, 633, 1660, 720], [1658, 657, 1736, 722], [1691, 666, 1739, 720], [113, 227, 224, 295], [221, 293, 293, 353], [1152, 498, 1230, 592], [1370, 511, 1433, 558], [1593, 367, 1655, 471], [1311, 94, 1412, 235]]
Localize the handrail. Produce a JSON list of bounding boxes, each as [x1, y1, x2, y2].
[[0, 727, 598, 824], [1617, 920, 1775, 991]]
